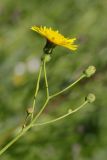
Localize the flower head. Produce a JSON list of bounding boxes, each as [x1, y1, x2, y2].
[[31, 26, 78, 53]]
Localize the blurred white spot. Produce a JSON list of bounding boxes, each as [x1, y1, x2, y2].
[[14, 62, 26, 75], [27, 58, 40, 73]]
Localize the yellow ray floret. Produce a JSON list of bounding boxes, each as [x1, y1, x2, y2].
[[31, 26, 78, 51]]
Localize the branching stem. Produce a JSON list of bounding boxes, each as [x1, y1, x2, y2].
[[32, 101, 88, 126], [0, 59, 88, 156], [50, 74, 85, 99]]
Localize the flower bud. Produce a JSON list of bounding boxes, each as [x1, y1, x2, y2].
[[41, 54, 51, 62], [26, 107, 33, 114], [83, 66, 96, 77], [45, 54, 51, 62], [85, 93, 96, 103]]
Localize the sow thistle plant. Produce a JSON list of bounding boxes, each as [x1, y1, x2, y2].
[[0, 26, 96, 156]]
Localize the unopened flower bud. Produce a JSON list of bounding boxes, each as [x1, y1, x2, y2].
[[85, 93, 96, 103], [45, 54, 51, 62], [26, 107, 33, 114], [83, 66, 96, 77], [41, 54, 51, 62]]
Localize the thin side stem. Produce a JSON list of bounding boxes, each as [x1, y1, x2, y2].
[[31, 59, 50, 123], [31, 62, 43, 120], [32, 101, 88, 127], [50, 74, 85, 99], [43, 60, 49, 98]]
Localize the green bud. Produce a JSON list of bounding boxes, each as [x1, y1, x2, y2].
[[45, 54, 51, 62], [85, 93, 96, 103], [41, 54, 51, 62], [26, 107, 33, 114], [83, 66, 96, 77]]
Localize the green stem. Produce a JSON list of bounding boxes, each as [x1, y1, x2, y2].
[[0, 124, 31, 156], [0, 133, 23, 156], [0, 61, 50, 156], [50, 74, 85, 99], [0, 100, 87, 156], [0, 98, 50, 156], [32, 101, 88, 127], [22, 114, 31, 129], [32, 98, 50, 123], [31, 62, 43, 120], [0, 63, 87, 156], [43, 60, 49, 98], [31, 59, 50, 123]]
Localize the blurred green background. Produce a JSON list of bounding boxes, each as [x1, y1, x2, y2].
[[0, 0, 107, 159]]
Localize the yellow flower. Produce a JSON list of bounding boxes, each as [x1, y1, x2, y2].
[[31, 26, 78, 52]]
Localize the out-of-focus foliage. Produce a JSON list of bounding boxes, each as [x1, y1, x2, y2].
[[0, 0, 107, 159]]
